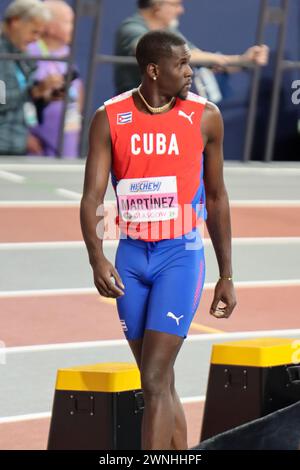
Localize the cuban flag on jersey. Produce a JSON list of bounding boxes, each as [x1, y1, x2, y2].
[[117, 112, 132, 125]]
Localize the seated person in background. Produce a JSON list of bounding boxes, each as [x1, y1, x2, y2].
[[0, 0, 63, 156], [28, 0, 83, 158], [114, 0, 269, 96]]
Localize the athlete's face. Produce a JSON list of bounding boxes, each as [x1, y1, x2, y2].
[[158, 44, 193, 100]]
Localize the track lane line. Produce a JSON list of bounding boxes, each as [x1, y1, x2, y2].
[[0, 171, 26, 183], [1, 280, 300, 298], [2, 329, 300, 354], [1, 237, 300, 250]]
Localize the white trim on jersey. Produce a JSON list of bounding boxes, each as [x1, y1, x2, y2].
[[104, 89, 207, 107], [186, 92, 207, 105], [104, 89, 134, 107]]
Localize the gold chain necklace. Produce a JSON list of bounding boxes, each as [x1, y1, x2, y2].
[[137, 85, 175, 114]]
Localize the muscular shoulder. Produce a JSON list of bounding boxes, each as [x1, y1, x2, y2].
[[89, 106, 110, 143], [203, 101, 221, 121], [201, 101, 224, 144], [93, 106, 107, 125]]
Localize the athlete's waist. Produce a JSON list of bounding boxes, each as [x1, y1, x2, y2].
[[118, 226, 204, 249]]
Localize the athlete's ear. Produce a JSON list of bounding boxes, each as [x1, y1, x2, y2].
[[147, 63, 159, 81]]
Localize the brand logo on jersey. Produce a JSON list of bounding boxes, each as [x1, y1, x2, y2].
[[117, 112, 132, 125], [178, 110, 195, 125], [131, 133, 179, 156], [129, 181, 162, 192], [167, 311, 184, 326]]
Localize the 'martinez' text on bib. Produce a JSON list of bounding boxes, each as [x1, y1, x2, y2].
[[117, 176, 178, 222]]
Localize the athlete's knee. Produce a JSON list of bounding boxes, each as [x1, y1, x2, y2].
[[141, 365, 173, 396]]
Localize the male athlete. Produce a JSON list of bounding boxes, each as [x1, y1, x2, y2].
[[80, 31, 237, 450]]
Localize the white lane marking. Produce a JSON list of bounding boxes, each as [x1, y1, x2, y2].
[[0, 412, 51, 424], [0, 279, 300, 299], [0, 237, 300, 251], [0, 395, 206, 423], [0, 162, 299, 174], [55, 188, 82, 200], [0, 200, 116, 208], [4, 339, 129, 354], [0, 241, 86, 250], [2, 329, 300, 354], [224, 166, 300, 175], [0, 164, 84, 172], [0, 171, 26, 183], [0, 288, 97, 298], [0, 201, 81, 207], [228, 237, 300, 245], [230, 200, 300, 207], [186, 329, 300, 343]]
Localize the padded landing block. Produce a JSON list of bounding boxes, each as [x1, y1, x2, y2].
[[200, 338, 300, 441], [47, 362, 144, 450]]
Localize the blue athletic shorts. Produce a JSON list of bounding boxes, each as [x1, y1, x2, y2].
[[115, 226, 206, 340]]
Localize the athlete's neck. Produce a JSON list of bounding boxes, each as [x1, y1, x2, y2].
[[137, 84, 175, 112]]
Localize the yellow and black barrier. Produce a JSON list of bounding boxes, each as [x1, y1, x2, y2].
[[200, 337, 300, 441], [47, 362, 144, 450]]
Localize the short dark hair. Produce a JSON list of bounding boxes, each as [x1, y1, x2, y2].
[[136, 30, 186, 73], [137, 0, 154, 9]]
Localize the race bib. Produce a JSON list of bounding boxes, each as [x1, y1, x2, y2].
[[116, 176, 178, 222]]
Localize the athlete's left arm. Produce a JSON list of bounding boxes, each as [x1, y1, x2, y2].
[[201, 102, 237, 319]]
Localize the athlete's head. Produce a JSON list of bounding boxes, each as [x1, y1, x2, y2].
[[138, 0, 185, 29], [136, 30, 193, 100]]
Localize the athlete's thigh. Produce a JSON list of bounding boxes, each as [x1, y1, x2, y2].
[[115, 239, 150, 341], [128, 338, 143, 369], [146, 244, 205, 339], [140, 329, 184, 382]]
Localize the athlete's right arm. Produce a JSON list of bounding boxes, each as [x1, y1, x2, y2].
[[80, 108, 125, 298]]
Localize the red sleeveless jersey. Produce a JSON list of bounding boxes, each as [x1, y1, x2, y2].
[[104, 89, 207, 241]]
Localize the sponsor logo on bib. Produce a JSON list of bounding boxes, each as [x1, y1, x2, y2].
[[116, 176, 178, 222]]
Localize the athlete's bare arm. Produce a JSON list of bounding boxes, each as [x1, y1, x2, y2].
[[201, 102, 237, 319], [80, 108, 125, 298]]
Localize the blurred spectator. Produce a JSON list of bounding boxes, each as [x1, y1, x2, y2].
[[28, 0, 83, 158], [0, 0, 64, 155], [114, 0, 269, 96]]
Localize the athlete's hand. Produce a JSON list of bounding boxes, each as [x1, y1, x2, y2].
[[92, 256, 125, 298], [209, 279, 236, 319]]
